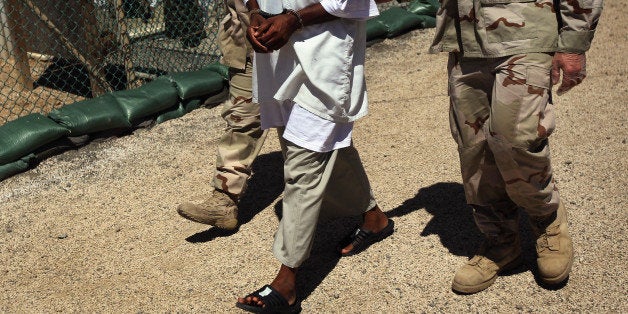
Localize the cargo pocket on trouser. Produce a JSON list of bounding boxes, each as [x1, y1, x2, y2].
[[526, 60, 555, 152], [488, 53, 558, 214], [490, 53, 553, 151]]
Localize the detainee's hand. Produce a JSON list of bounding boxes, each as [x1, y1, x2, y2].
[[254, 13, 300, 51], [247, 13, 270, 53], [551, 52, 587, 96]]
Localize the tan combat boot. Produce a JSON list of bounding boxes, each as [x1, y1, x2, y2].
[[529, 202, 574, 285], [177, 190, 238, 230], [452, 235, 522, 294]]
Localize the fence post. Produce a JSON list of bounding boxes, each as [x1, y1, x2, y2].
[[115, 0, 141, 89], [80, 0, 107, 97], [4, 0, 33, 91], [1, 1, 13, 60]]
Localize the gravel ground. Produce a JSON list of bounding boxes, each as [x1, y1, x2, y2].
[[1, 3, 626, 312]]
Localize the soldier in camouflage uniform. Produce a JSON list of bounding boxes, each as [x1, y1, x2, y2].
[[429, 0, 603, 293], [177, 0, 267, 230]]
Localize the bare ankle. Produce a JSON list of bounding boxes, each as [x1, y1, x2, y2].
[[363, 206, 388, 231], [270, 265, 298, 305]]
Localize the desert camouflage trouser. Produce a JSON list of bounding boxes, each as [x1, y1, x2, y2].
[[212, 59, 268, 196], [447, 52, 561, 236]]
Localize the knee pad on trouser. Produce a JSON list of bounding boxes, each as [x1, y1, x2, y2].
[[486, 135, 560, 217]]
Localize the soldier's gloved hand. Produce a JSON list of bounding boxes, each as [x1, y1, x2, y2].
[[551, 52, 587, 96]]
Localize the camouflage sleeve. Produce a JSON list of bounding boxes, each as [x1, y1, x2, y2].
[[557, 0, 604, 53]]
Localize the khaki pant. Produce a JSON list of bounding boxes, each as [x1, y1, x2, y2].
[[447, 52, 561, 235], [212, 59, 268, 195], [273, 136, 378, 268]]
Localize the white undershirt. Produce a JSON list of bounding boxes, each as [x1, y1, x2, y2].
[[261, 101, 353, 153]]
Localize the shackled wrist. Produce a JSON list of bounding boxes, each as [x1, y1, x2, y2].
[[285, 9, 304, 29]]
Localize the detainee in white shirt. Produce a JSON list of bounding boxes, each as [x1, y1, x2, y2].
[[235, 0, 394, 313]]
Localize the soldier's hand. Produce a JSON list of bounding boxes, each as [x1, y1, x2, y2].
[[551, 52, 587, 96]]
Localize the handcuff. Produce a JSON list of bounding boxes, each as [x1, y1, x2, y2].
[[249, 8, 304, 29]]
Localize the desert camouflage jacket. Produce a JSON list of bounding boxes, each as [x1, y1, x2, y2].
[[429, 0, 604, 57]]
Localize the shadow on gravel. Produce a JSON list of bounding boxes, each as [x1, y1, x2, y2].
[[386, 182, 534, 278], [185, 151, 285, 243], [294, 214, 360, 302], [290, 182, 478, 300], [238, 152, 285, 223], [386, 182, 483, 257]]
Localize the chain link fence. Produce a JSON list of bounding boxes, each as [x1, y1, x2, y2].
[[0, 1, 411, 126], [0, 0, 224, 125]]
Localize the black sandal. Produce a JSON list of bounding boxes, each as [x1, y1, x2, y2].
[[338, 218, 395, 257], [235, 284, 302, 313]]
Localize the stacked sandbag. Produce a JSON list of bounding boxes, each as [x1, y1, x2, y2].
[[155, 65, 229, 123], [407, 0, 439, 17], [1, 64, 230, 182], [204, 61, 230, 81], [0, 113, 69, 180], [367, 1, 438, 43], [48, 94, 132, 136], [112, 77, 180, 124]]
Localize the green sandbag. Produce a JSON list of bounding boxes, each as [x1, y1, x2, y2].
[[155, 87, 228, 124], [155, 103, 186, 124], [113, 77, 179, 123], [205, 61, 230, 81], [366, 19, 389, 41], [165, 69, 226, 100], [202, 86, 229, 108], [407, 0, 440, 16], [377, 7, 426, 38], [0, 114, 70, 164], [418, 15, 436, 28], [182, 98, 204, 113], [48, 94, 131, 136], [0, 154, 35, 181]]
